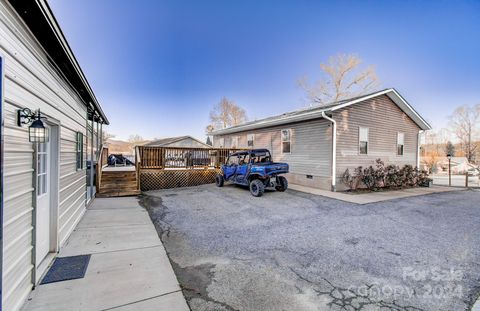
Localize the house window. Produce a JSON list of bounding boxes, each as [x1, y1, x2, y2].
[[218, 137, 224, 148], [231, 136, 238, 148], [247, 134, 254, 147], [397, 132, 404, 156], [76, 132, 84, 170], [281, 129, 291, 153], [359, 127, 369, 155], [37, 142, 48, 196]]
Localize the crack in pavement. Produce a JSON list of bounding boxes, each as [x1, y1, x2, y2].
[[289, 268, 425, 311]]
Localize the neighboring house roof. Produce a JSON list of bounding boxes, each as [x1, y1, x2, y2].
[[211, 88, 431, 135], [8, 0, 109, 124], [437, 157, 477, 167], [144, 136, 212, 148]]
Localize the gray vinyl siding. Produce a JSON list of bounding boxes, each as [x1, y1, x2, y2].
[[333, 94, 420, 189], [213, 118, 333, 179], [1, 2, 89, 310]]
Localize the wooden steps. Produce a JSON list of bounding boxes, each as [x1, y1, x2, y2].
[[97, 170, 140, 197]]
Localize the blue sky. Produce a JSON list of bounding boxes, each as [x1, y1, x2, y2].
[[49, 0, 480, 141]]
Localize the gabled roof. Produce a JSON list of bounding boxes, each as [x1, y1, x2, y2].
[[211, 88, 431, 135], [8, 0, 109, 124], [144, 135, 211, 148]]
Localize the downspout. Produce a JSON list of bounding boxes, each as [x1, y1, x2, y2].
[[417, 130, 424, 168], [321, 111, 336, 192]]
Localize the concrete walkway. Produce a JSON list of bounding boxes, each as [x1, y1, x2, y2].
[[289, 184, 465, 204], [23, 197, 189, 311]]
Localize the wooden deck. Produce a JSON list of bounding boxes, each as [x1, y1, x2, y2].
[[95, 147, 140, 197], [95, 146, 241, 195], [97, 166, 140, 197]]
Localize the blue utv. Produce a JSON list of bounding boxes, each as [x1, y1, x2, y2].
[[215, 149, 289, 197]]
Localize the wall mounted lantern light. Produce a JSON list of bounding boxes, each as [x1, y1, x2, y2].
[[17, 108, 49, 143]]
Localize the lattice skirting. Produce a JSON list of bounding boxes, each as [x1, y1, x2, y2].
[[140, 169, 221, 191]]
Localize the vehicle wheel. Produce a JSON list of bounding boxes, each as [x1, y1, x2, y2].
[[215, 174, 224, 187], [249, 179, 265, 197], [275, 176, 288, 192]]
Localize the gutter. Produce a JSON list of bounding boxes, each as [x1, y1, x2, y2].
[[417, 130, 424, 168], [321, 111, 337, 192]]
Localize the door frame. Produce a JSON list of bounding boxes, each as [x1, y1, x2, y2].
[[0, 53, 5, 306], [32, 119, 60, 284]]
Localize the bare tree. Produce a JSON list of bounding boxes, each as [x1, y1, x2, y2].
[[421, 130, 442, 173], [102, 131, 115, 144], [299, 53, 379, 106], [207, 97, 247, 131], [128, 134, 144, 146], [449, 104, 480, 163]]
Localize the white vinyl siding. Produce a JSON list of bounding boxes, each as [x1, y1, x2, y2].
[[76, 132, 84, 170], [359, 127, 369, 155], [217, 137, 224, 148], [231, 136, 238, 148], [0, 3, 90, 310]]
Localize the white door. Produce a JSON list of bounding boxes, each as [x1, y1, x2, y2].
[[36, 130, 51, 265]]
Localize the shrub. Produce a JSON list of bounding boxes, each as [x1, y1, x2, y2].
[[362, 166, 377, 190], [353, 166, 363, 189], [402, 165, 416, 187], [374, 159, 386, 188], [342, 169, 355, 190], [345, 160, 430, 191], [342, 167, 363, 190], [385, 164, 400, 188], [417, 169, 432, 186]]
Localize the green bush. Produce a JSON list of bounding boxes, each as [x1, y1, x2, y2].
[[341, 169, 355, 190], [341, 167, 363, 190], [362, 166, 377, 190], [342, 159, 430, 191], [374, 159, 386, 188]]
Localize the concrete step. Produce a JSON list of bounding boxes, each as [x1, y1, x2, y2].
[[100, 180, 137, 187], [99, 186, 139, 193], [96, 189, 141, 197]]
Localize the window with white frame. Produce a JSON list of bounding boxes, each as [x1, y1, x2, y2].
[[281, 129, 291, 153], [247, 134, 254, 147], [231, 136, 238, 148], [217, 137, 224, 148], [359, 127, 369, 155], [76, 132, 84, 170], [397, 132, 404, 156], [37, 142, 48, 196]]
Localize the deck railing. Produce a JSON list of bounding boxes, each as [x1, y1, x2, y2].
[[136, 146, 243, 169]]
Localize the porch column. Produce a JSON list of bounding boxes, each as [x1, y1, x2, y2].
[[90, 115, 95, 199]]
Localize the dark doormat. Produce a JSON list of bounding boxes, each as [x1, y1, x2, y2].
[[41, 254, 91, 285]]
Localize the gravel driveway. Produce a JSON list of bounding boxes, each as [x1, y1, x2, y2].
[[140, 185, 480, 311]]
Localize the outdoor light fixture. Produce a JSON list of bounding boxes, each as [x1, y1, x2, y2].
[[446, 153, 452, 186], [17, 108, 49, 143]]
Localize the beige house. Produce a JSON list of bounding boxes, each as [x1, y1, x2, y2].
[[211, 89, 431, 191], [1, 1, 108, 310]]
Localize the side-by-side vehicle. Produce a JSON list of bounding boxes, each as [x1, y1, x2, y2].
[[215, 149, 289, 197]]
